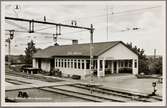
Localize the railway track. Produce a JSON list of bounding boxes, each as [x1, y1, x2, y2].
[[6, 78, 32, 85], [41, 87, 125, 102], [40, 84, 161, 102], [70, 84, 162, 102], [6, 72, 62, 82], [5, 76, 162, 102]]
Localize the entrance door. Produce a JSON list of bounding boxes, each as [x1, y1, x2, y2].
[[50, 59, 55, 70], [113, 61, 117, 73], [38, 59, 41, 69]]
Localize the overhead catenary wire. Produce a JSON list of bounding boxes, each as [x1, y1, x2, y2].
[[5, 6, 161, 42], [35, 25, 56, 32], [5, 28, 87, 36], [5, 28, 87, 42], [5, 29, 28, 33], [5, 20, 28, 30], [65, 6, 162, 28], [106, 5, 109, 41], [6, 5, 161, 28], [55, 6, 161, 29], [70, 6, 161, 21], [5, 6, 160, 35], [5, 12, 144, 37], [44, 35, 78, 41], [79, 6, 161, 32]]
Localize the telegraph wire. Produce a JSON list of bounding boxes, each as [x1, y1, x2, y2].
[[5, 28, 87, 41], [55, 6, 161, 29], [5, 6, 161, 42], [62, 6, 161, 22], [6, 6, 160, 33], [35, 25, 56, 32], [5, 20, 28, 30], [106, 5, 109, 41]]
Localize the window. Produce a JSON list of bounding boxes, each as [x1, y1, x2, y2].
[[71, 59, 73, 68], [117, 61, 119, 67], [56, 59, 58, 67], [125, 60, 128, 67], [61, 59, 63, 67], [86, 60, 90, 69], [58, 59, 60, 67], [105, 61, 108, 68], [64, 59, 66, 68], [135, 60, 137, 68], [82, 60, 85, 69], [121, 61, 123, 67], [78, 60, 80, 69], [129, 60, 132, 67], [55, 59, 57, 67], [74, 60, 77, 68], [100, 60, 103, 69], [94, 60, 97, 69], [118, 61, 121, 67], [68, 59, 70, 68]]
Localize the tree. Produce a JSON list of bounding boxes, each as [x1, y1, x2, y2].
[[19, 54, 25, 63], [126, 42, 149, 74], [148, 57, 162, 75], [5, 55, 9, 62], [24, 40, 37, 64], [154, 57, 162, 74]]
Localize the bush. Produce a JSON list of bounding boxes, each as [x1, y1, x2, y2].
[[50, 69, 62, 77], [71, 75, 81, 80], [105, 68, 112, 74], [20, 64, 32, 72], [148, 58, 162, 75], [119, 68, 132, 73], [93, 69, 97, 76]]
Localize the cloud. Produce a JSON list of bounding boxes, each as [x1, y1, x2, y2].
[[137, 12, 160, 29], [4, 4, 165, 55]]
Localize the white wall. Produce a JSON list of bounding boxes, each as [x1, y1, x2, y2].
[[98, 43, 138, 75], [41, 59, 50, 72], [99, 43, 138, 60], [32, 59, 38, 68], [54, 57, 90, 79], [57, 67, 89, 78]]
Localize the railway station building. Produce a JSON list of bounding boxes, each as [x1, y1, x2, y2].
[[32, 41, 138, 79]]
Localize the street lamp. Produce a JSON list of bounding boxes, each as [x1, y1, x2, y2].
[[89, 24, 94, 94], [6, 30, 15, 66], [9, 30, 14, 39], [152, 82, 157, 96]]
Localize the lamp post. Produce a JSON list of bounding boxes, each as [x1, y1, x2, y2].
[[7, 30, 14, 66], [89, 24, 94, 94], [152, 82, 157, 96]]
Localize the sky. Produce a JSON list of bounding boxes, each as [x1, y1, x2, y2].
[[3, 1, 166, 56]]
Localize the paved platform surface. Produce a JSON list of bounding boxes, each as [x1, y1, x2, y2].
[[6, 75, 78, 91], [6, 74, 162, 97], [88, 74, 162, 96], [52, 74, 162, 96]]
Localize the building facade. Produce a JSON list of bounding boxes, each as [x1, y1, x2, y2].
[[33, 41, 138, 79]]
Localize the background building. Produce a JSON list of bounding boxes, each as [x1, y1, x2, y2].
[[33, 41, 138, 79]]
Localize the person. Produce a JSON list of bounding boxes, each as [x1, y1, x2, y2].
[[17, 91, 23, 97], [50, 68, 54, 76], [22, 92, 29, 98]]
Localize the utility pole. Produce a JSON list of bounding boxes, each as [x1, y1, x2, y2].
[[5, 17, 92, 31], [106, 5, 109, 40], [8, 39, 11, 64], [154, 49, 156, 60], [6, 30, 14, 66], [5, 17, 95, 83], [90, 24, 94, 94]]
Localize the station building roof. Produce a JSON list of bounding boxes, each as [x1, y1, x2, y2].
[[33, 41, 138, 58]]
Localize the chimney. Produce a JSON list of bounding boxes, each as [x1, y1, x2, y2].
[[72, 40, 78, 45]]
